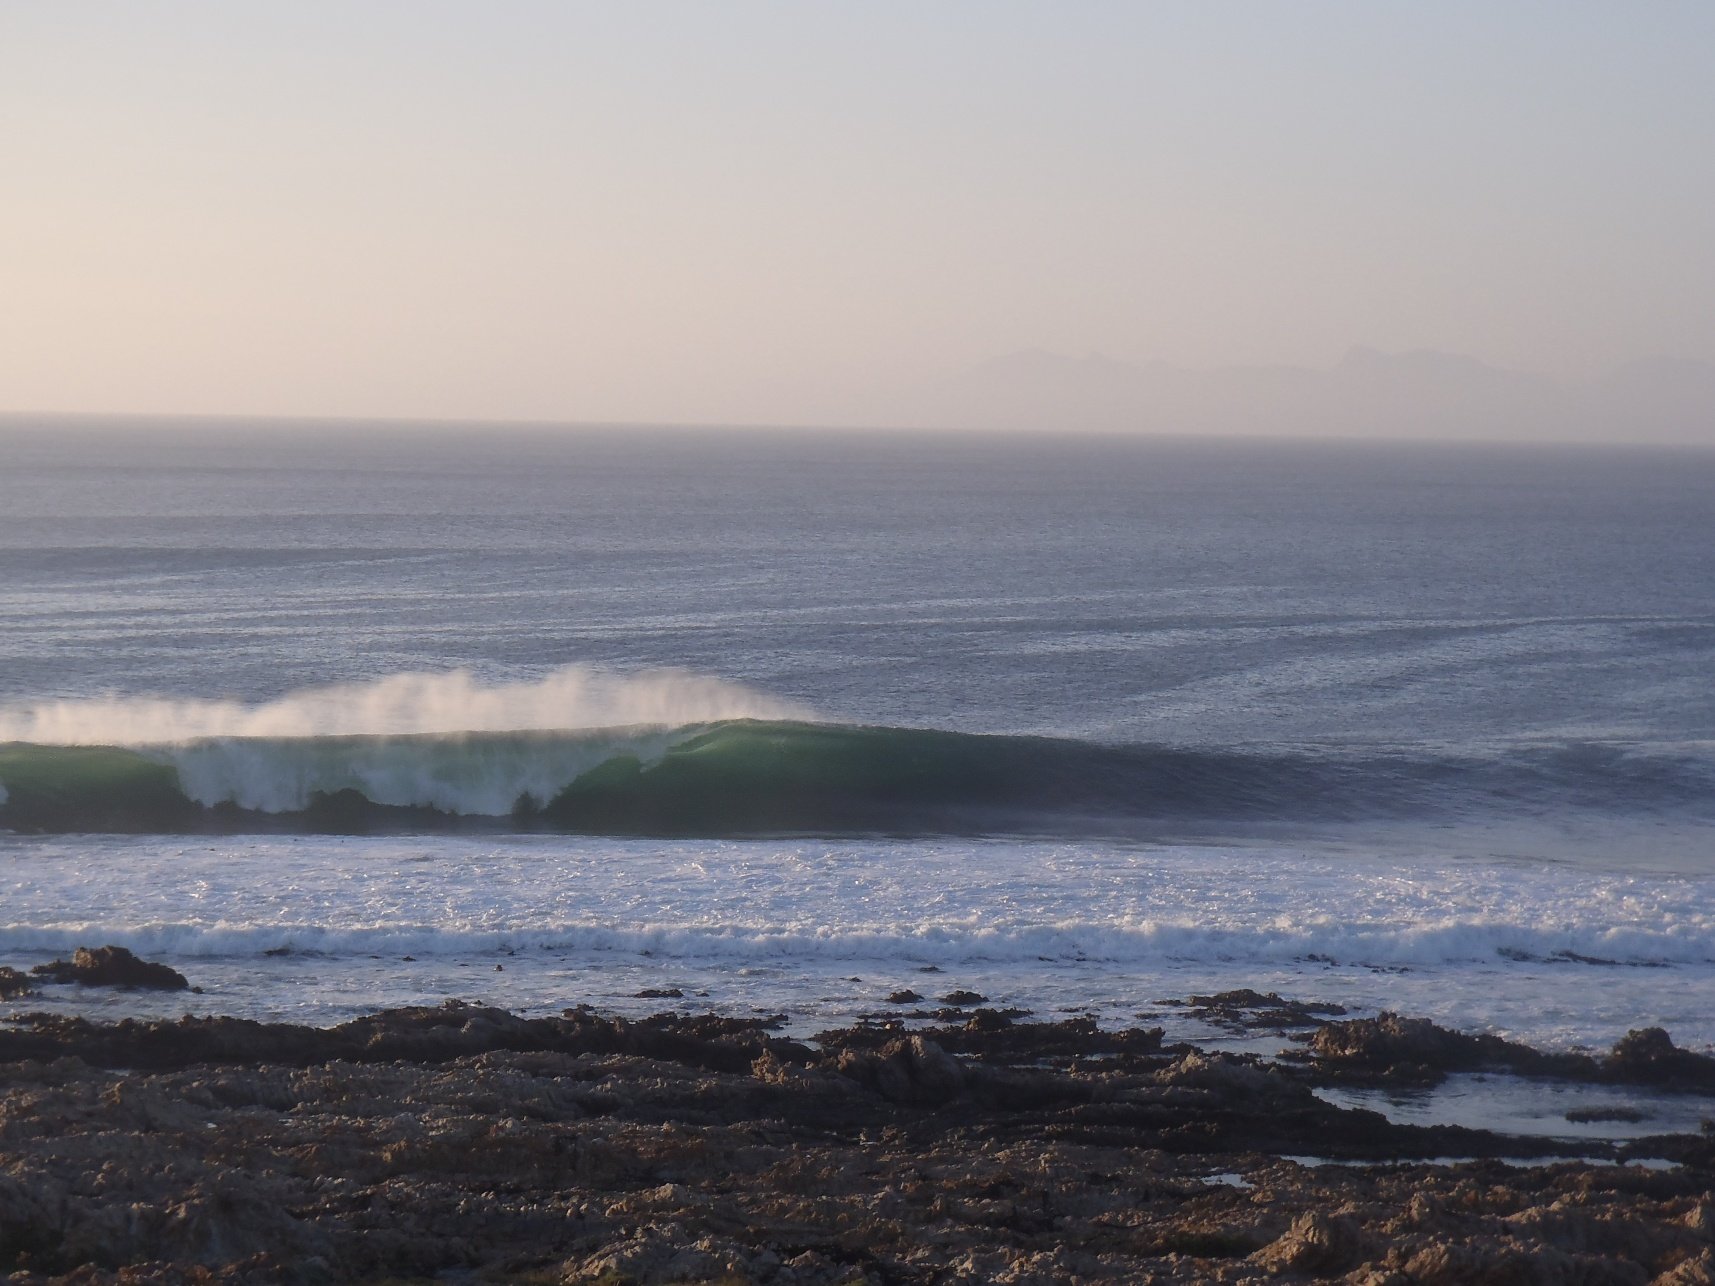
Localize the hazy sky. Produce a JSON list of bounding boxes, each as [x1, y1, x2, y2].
[[4, 2, 1713, 425]]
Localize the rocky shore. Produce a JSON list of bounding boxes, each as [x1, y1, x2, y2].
[[1, 971, 1713, 1283]]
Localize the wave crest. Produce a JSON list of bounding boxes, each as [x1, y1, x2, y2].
[[0, 666, 813, 745], [2, 718, 1713, 837]]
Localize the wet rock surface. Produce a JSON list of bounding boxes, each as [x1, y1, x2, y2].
[[0, 1001, 1709, 1283], [1159, 988, 1349, 1033], [938, 989, 987, 1006], [1609, 1028, 1715, 1090], [1306, 1011, 1715, 1091], [0, 968, 32, 1001], [818, 1011, 1170, 1068], [28, 946, 190, 992]]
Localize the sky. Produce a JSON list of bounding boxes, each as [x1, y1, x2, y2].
[[3, 2, 1714, 427]]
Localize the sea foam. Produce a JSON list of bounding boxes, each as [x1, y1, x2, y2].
[[3, 833, 1712, 1048], [0, 665, 813, 745]]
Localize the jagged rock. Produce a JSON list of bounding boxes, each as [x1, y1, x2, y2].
[[1251, 1210, 1377, 1275], [1657, 1250, 1715, 1285], [0, 1003, 1706, 1281], [837, 1035, 967, 1105], [1309, 1011, 1594, 1084], [816, 1013, 1162, 1065], [1312, 1013, 1715, 1093], [0, 965, 33, 999], [1162, 988, 1348, 1031], [1158, 1050, 1273, 1095], [1607, 1028, 1715, 1090], [30, 945, 190, 990], [886, 988, 923, 1004], [570, 1228, 730, 1283], [1405, 1244, 1650, 1285]]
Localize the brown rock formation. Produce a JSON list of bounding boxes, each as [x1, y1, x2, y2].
[[29, 945, 191, 991], [0, 1003, 1707, 1282]]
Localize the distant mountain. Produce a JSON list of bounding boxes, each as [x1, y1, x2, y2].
[[891, 348, 1715, 443]]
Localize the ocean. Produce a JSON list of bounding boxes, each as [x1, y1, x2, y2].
[[2, 419, 1712, 1052]]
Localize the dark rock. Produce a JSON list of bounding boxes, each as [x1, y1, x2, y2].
[[1149, 1224, 1268, 1259], [30, 945, 190, 991], [1605, 1028, 1715, 1090], [0, 1001, 796, 1076], [1620, 1132, 1715, 1170], [836, 1035, 967, 1105], [1567, 1106, 1651, 1124], [925, 1006, 974, 1021], [0, 966, 34, 999], [1307, 1011, 1594, 1085], [1656, 1250, 1715, 1286], [635, 987, 685, 999], [939, 989, 987, 1005], [818, 1014, 1165, 1067], [1309, 1013, 1715, 1094], [1161, 988, 1347, 1031], [0, 1002, 1706, 1282], [886, 989, 923, 1004]]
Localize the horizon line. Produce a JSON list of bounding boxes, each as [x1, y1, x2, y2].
[[3, 407, 1712, 452]]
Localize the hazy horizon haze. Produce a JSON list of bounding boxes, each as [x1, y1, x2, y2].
[[5, 3, 1713, 435]]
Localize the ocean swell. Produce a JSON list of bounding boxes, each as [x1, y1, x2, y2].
[[1, 719, 1711, 836]]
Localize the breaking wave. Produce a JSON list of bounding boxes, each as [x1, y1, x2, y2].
[[0, 665, 811, 743], [2, 719, 1711, 837]]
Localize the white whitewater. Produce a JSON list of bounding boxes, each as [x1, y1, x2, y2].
[[2, 833, 1710, 1052], [0, 665, 813, 745]]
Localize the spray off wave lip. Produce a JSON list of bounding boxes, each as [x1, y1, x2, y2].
[[3, 701, 1711, 837], [0, 665, 813, 744]]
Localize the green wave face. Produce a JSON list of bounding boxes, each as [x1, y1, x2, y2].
[[540, 722, 1057, 835], [0, 722, 1081, 836], [2, 721, 1710, 837], [0, 744, 199, 832]]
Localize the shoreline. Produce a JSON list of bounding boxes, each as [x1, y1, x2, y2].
[[2, 992, 1712, 1282], [8, 830, 1714, 1063]]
